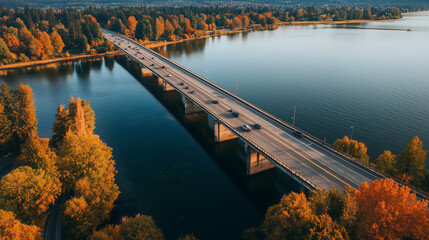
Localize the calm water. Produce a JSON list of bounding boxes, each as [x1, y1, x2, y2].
[[1, 11, 428, 239]]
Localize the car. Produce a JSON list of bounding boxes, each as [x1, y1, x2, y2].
[[189, 90, 195, 94], [212, 100, 219, 104], [184, 86, 189, 89], [254, 123, 262, 129], [167, 74, 172, 77], [141, 57, 145, 59], [178, 82, 184, 85], [293, 131, 303, 138], [232, 112, 239, 117], [150, 63, 155, 66], [160, 66, 165, 69], [241, 124, 252, 132], [151, 57, 154, 59], [227, 109, 232, 112]]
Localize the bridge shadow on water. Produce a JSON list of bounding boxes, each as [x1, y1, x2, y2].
[[114, 55, 305, 211]]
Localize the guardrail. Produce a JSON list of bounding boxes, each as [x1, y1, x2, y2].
[[104, 29, 429, 199]]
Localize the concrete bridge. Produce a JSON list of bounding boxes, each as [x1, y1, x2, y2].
[[102, 29, 417, 193]]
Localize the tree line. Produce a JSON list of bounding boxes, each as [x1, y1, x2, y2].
[[0, 7, 115, 65], [244, 178, 429, 240], [333, 135, 428, 192], [93, 6, 401, 42]]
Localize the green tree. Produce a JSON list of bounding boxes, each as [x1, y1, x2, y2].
[[395, 136, 427, 185], [372, 150, 396, 175], [333, 136, 370, 164], [0, 166, 61, 224]]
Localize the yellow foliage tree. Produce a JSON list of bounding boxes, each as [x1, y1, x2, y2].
[[38, 31, 54, 56], [372, 150, 396, 175], [50, 31, 64, 54], [395, 136, 427, 185], [333, 136, 369, 164], [0, 166, 61, 224], [354, 178, 429, 240], [0, 209, 42, 240]]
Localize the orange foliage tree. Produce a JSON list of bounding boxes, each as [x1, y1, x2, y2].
[[0, 209, 42, 240], [126, 16, 137, 35], [354, 178, 429, 240]]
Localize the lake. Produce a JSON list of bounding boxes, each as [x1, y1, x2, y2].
[[1, 11, 428, 239]]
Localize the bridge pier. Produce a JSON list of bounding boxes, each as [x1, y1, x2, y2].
[[181, 95, 203, 114], [208, 116, 237, 142], [239, 139, 275, 175], [162, 80, 175, 92], [140, 64, 153, 77]]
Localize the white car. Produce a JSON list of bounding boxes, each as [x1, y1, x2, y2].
[[241, 125, 252, 132], [167, 74, 172, 77]]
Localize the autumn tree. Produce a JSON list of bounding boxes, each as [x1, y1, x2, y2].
[[245, 192, 347, 240], [333, 136, 370, 164], [0, 83, 38, 153], [50, 97, 95, 148], [126, 16, 137, 35], [0, 101, 12, 151], [120, 215, 164, 240], [17, 135, 59, 177], [395, 136, 427, 185], [38, 31, 54, 56], [372, 150, 396, 175], [155, 17, 165, 40], [50, 31, 65, 53], [0, 209, 42, 240], [0, 166, 61, 224], [2, 33, 20, 53], [89, 214, 165, 240], [354, 178, 429, 240], [164, 19, 175, 37]]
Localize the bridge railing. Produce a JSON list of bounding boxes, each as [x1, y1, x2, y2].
[[104, 29, 429, 199]]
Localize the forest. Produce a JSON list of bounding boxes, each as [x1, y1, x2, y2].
[[0, 6, 402, 65]]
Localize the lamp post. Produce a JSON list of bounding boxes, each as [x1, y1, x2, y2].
[[292, 106, 296, 126], [350, 125, 355, 140]]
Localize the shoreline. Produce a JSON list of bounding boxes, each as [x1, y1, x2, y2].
[[0, 18, 399, 70], [143, 18, 400, 49], [0, 51, 124, 71]]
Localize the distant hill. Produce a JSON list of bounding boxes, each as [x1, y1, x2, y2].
[[0, 0, 428, 8]]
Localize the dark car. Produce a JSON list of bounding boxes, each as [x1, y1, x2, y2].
[[178, 82, 184, 85], [184, 86, 189, 89], [151, 57, 154, 59], [160, 66, 165, 69], [212, 100, 219, 104], [189, 90, 195, 94], [150, 63, 155, 66], [232, 112, 239, 117], [293, 131, 303, 138], [254, 123, 262, 129]]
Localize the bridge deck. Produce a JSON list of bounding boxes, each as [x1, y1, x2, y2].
[[103, 29, 384, 191]]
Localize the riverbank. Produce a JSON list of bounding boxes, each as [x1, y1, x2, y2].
[[143, 18, 399, 49], [0, 51, 124, 71]]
